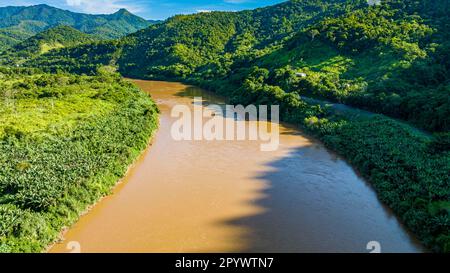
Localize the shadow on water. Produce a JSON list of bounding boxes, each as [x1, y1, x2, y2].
[[211, 144, 424, 253], [174, 86, 229, 104], [173, 86, 288, 124]]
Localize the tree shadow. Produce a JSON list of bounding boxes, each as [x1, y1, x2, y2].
[[173, 85, 283, 123], [174, 86, 228, 105], [210, 144, 424, 253]]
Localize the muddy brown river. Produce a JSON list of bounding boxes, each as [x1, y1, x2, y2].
[[50, 80, 423, 253]]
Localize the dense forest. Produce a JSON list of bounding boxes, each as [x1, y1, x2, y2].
[[0, 0, 448, 252], [0, 25, 98, 65]]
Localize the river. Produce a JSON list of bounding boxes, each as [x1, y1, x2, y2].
[[50, 80, 423, 253]]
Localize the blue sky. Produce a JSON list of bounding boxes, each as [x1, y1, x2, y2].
[[1, 0, 287, 20]]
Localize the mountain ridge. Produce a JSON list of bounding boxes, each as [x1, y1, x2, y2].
[[0, 4, 153, 49]]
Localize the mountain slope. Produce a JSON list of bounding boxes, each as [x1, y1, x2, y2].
[[247, 0, 450, 132], [27, 0, 449, 131], [27, 0, 366, 75], [10, 25, 97, 58], [0, 4, 152, 49], [118, 0, 366, 78]]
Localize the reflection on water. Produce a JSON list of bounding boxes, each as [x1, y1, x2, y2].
[[50, 80, 424, 253]]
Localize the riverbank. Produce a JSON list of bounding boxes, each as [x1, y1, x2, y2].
[[0, 70, 159, 252]]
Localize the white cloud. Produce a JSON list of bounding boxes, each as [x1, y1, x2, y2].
[[65, 0, 142, 14]]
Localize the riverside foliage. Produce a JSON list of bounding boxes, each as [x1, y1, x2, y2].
[[0, 67, 159, 252]]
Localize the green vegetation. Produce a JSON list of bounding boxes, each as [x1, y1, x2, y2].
[[0, 67, 159, 252], [0, 4, 152, 50], [118, 0, 366, 79], [27, 0, 366, 76], [1, 0, 448, 252], [267, 0, 450, 132], [25, 40, 123, 74], [1, 26, 98, 65]]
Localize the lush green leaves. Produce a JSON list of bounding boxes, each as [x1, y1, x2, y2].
[[0, 67, 158, 252]]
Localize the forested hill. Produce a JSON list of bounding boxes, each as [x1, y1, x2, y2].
[[7, 26, 97, 60], [0, 4, 152, 50], [28, 0, 449, 132], [248, 0, 450, 132], [29, 0, 365, 77], [118, 0, 366, 78]]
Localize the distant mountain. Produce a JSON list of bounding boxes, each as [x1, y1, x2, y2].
[[147, 19, 163, 24], [0, 4, 152, 49]]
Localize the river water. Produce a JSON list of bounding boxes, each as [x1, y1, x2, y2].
[[50, 80, 423, 253]]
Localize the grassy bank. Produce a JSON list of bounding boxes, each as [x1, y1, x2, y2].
[[0, 67, 159, 252]]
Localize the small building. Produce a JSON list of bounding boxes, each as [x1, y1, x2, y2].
[[295, 72, 307, 78]]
